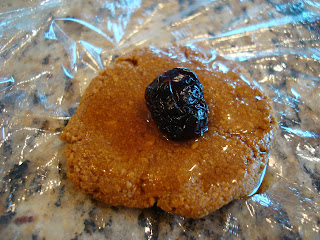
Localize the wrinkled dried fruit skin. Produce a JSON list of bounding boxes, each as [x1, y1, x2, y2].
[[145, 67, 209, 140]]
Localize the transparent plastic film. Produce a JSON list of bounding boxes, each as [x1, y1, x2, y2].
[[0, 0, 319, 239]]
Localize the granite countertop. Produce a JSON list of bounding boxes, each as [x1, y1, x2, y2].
[[0, 0, 319, 239]]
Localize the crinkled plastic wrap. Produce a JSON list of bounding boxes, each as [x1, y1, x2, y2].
[[0, 0, 319, 239]]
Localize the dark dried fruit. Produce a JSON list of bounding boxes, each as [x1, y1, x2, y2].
[[145, 67, 209, 140]]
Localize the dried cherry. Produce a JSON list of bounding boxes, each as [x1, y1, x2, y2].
[[145, 67, 209, 140]]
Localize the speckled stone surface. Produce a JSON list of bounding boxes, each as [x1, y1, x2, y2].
[[0, 0, 319, 239]]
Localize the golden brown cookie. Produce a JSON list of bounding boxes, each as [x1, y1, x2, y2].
[[60, 45, 276, 218]]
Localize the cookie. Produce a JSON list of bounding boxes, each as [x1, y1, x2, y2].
[[60, 45, 276, 218]]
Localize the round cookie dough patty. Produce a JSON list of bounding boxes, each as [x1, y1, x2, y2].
[[61, 45, 276, 218]]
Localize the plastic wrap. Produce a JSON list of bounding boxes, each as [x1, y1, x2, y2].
[[0, 0, 319, 239]]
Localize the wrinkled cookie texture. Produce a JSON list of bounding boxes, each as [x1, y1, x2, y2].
[[60, 45, 276, 218]]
